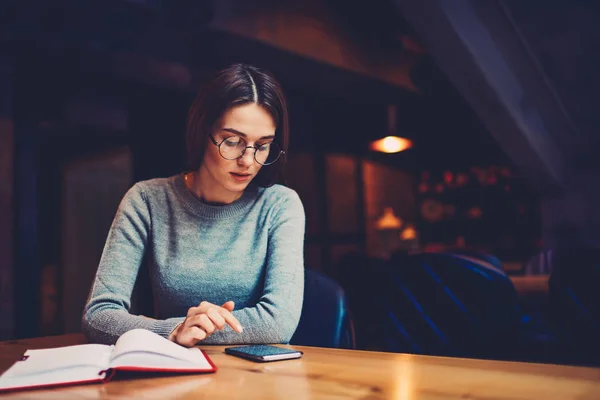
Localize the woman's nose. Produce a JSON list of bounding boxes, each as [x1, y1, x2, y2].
[[237, 148, 255, 166]]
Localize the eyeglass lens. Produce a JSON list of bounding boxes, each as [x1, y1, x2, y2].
[[219, 136, 281, 165]]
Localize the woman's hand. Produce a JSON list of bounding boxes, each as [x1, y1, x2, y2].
[[169, 300, 243, 347]]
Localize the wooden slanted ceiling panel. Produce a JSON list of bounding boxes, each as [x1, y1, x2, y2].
[[209, 1, 419, 92], [394, 0, 567, 191]]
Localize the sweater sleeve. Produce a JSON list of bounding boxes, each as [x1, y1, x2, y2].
[[81, 183, 184, 344], [201, 190, 306, 344]]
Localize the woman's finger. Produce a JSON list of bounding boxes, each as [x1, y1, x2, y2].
[[188, 313, 216, 335], [179, 325, 206, 346], [206, 308, 226, 330], [219, 308, 243, 333], [221, 301, 235, 312], [195, 301, 242, 333], [186, 306, 202, 318], [196, 301, 215, 313]]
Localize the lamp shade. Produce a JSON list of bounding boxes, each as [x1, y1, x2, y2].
[[375, 207, 403, 230]]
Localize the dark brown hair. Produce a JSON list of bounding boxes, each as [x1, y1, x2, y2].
[[185, 63, 289, 187]]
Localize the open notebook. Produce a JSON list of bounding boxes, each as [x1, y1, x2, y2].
[[0, 329, 217, 392]]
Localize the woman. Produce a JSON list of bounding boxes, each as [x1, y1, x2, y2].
[[82, 63, 306, 347]]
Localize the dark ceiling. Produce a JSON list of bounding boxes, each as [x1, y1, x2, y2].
[[327, 0, 415, 55], [323, 0, 513, 171], [394, 0, 600, 192], [4, 0, 518, 173], [501, 0, 600, 160]]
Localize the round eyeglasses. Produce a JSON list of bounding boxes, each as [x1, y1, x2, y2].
[[209, 134, 284, 166]]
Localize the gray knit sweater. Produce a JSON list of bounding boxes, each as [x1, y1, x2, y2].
[[82, 173, 305, 345]]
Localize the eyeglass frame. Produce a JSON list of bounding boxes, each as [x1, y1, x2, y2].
[[208, 133, 285, 166]]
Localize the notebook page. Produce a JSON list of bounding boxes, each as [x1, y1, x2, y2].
[[109, 329, 211, 370], [109, 351, 211, 370], [0, 345, 112, 390], [1, 344, 111, 377], [0, 366, 105, 391]]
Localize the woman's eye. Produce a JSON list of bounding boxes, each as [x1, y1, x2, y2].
[[224, 137, 242, 147], [257, 143, 271, 152]]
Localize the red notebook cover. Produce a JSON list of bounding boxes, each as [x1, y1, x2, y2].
[[0, 330, 217, 393]]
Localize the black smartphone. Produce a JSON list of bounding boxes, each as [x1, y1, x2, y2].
[[224, 345, 303, 362]]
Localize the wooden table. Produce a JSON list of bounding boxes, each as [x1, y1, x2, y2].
[[2, 334, 600, 399]]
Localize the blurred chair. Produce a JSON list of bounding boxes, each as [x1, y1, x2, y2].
[[290, 269, 356, 349], [548, 247, 600, 365], [376, 252, 523, 359], [445, 249, 504, 272]]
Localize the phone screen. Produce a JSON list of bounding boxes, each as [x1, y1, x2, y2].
[[224, 345, 303, 362]]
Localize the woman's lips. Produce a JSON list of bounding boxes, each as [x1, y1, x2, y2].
[[230, 172, 252, 182]]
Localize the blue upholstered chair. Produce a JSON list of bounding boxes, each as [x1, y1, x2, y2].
[[446, 249, 504, 272], [290, 269, 356, 349], [377, 252, 523, 359]]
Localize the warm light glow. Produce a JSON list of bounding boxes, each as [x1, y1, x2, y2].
[[400, 225, 417, 240], [392, 355, 415, 400], [370, 136, 413, 153], [375, 207, 403, 230]]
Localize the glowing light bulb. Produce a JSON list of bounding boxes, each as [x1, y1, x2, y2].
[[370, 136, 413, 153]]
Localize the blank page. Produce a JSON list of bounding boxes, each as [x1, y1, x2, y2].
[[0, 366, 106, 391], [0, 345, 111, 390], [109, 351, 212, 371], [109, 329, 212, 370]]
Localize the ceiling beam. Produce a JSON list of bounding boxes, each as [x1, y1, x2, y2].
[[208, 0, 420, 93], [394, 0, 569, 192]]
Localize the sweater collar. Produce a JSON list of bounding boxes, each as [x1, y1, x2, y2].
[[172, 173, 258, 219]]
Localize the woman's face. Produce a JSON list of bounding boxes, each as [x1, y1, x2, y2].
[[201, 103, 276, 196]]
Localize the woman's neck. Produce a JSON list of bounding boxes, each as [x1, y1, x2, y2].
[[185, 168, 243, 205]]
